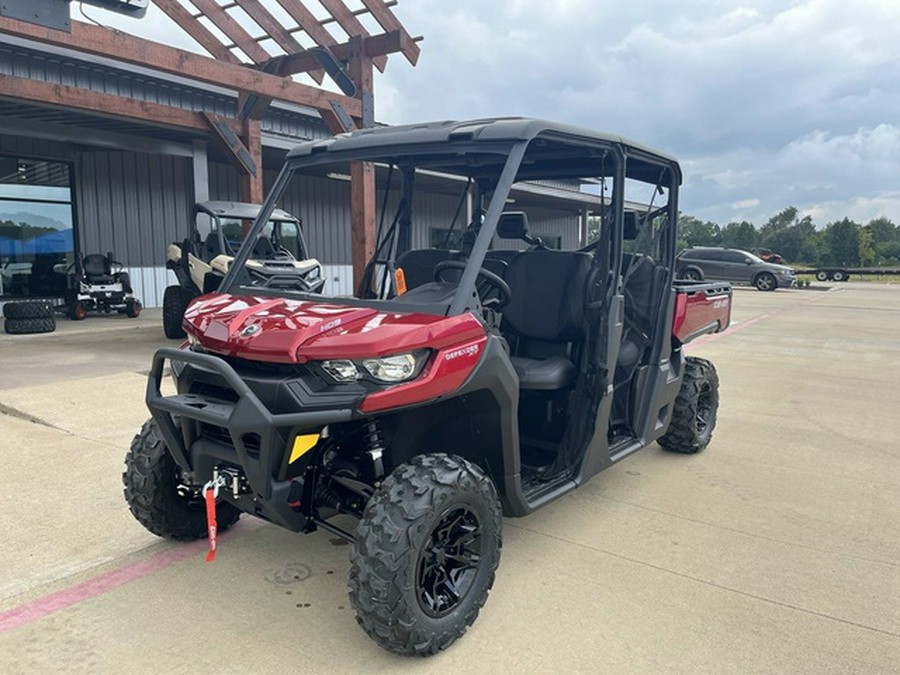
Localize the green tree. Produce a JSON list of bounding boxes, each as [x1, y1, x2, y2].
[[760, 206, 798, 241], [823, 218, 861, 266], [858, 227, 876, 267], [719, 221, 758, 250], [867, 217, 897, 246], [875, 240, 900, 264], [756, 207, 818, 262], [586, 216, 601, 243], [677, 214, 720, 247], [798, 230, 824, 264]]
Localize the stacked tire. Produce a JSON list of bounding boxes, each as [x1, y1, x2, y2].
[[3, 301, 57, 334]]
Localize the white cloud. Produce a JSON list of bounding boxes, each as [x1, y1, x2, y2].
[[683, 124, 900, 224], [82, 0, 900, 226], [378, 0, 900, 225], [732, 198, 760, 209]]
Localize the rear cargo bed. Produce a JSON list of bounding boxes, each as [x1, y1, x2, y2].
[[672, 280, 732, 343]]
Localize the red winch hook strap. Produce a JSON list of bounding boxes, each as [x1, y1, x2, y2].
[[202, 476, 226, 563]]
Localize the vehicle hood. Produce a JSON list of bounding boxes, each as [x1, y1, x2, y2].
[[183, 293, 486, 363], [765, 263, 794, 273]]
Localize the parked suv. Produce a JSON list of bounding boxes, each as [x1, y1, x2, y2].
[[676, 247, 796, 291]]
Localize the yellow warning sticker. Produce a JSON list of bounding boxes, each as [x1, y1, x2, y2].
[[289, 433, 319, 463]]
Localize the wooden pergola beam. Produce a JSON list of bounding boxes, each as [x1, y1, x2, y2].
[[264, 30, 415, 77], [153, 0, 241, 64], [189, 0, 272, 64], [360, 0, 420, 65], [234, 0, 325, 83], [0, 16, 362, 118], [272, 0, 387, 72], [317, 0, 389, 72], [0, 73, 218, 133]]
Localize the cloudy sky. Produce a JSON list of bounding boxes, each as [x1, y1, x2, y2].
[[95, 0, 899, 227]]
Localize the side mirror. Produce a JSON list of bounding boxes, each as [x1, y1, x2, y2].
[[623, 211, 639, 240], [497, 211, 529, 240]]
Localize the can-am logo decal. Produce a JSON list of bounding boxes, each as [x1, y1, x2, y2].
[[241, 324, 261, 337], [444, 344, 480, 361], [713, 298, 729, 310]]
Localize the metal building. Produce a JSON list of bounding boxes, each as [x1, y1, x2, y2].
[[0, 6, 586, 308]]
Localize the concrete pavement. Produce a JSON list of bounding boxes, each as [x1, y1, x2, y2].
[[1, 286, 898, 673]]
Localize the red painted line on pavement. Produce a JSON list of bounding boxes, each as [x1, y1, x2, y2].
[[689, 287, 835, 348], [689, 313, 770, 348], [0, 522, 259, 634]]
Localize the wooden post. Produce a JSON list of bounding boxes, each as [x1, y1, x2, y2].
[[239, 117, 264, 205], [349, 36, 375, 291], [351, 160, 376, 293]]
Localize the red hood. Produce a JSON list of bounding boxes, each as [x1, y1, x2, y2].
[[183, 293, 486, 363]]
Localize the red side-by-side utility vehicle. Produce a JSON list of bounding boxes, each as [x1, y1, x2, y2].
[[124, 118, 732, 656]]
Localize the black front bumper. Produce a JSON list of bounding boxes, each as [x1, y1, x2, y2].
[[146, 347, 355, 530]]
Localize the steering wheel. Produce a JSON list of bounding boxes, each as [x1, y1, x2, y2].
[[433, 259, 511, 309]]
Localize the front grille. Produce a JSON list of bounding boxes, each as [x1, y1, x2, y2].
[[199, 423, 262, 458]]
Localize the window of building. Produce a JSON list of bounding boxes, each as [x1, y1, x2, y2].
[[0, 157, 75, 299]]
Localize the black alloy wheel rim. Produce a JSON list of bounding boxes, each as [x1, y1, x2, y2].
[[417, 506, 484, 617], [695, 381, 713, 435]]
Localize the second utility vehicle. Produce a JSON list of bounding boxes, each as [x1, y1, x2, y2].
[[163, 201, 324, 338], [125, 118, 732, 656]]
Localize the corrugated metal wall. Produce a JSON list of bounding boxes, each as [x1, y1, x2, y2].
[[0, 135, 74, 161], [76, 151, 194, 306], [0, 44, 331, 141], [209, 161, 242, 203], [76, 151, 193, 266], [526, 207, 581, 250]]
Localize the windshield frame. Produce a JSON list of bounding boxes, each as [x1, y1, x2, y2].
[[218, 140, 532, 316], [217, 124, 677, 316]]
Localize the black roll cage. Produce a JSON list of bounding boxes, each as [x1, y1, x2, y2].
[[218, 122, 681, 318]]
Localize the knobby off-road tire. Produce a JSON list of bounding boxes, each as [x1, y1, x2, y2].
[[3, 316, 56, 334], [659, 356, 719, 454], [162, 286, 190, 339], [349, 453, 502, 656], [123, 418, 240, 540], [3, 301, 53, 320]]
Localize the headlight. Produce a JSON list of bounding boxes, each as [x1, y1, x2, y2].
[[321, 359, 359, 382], [306, 265, 321, 281], [319, 351, 428, 384], [362, 353, 419, 382]]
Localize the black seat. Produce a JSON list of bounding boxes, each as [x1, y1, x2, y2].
[[202, 235, 223, 261], [503, 250, 591, 390], [82, 254, 114, 284], [251, 237, 277, 259], [611, 253, 667, 429], [510, 354, 577, 390], [395, 249, 457, 290], [29, 254, 67, 295], [616, 254, 658, 373]]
